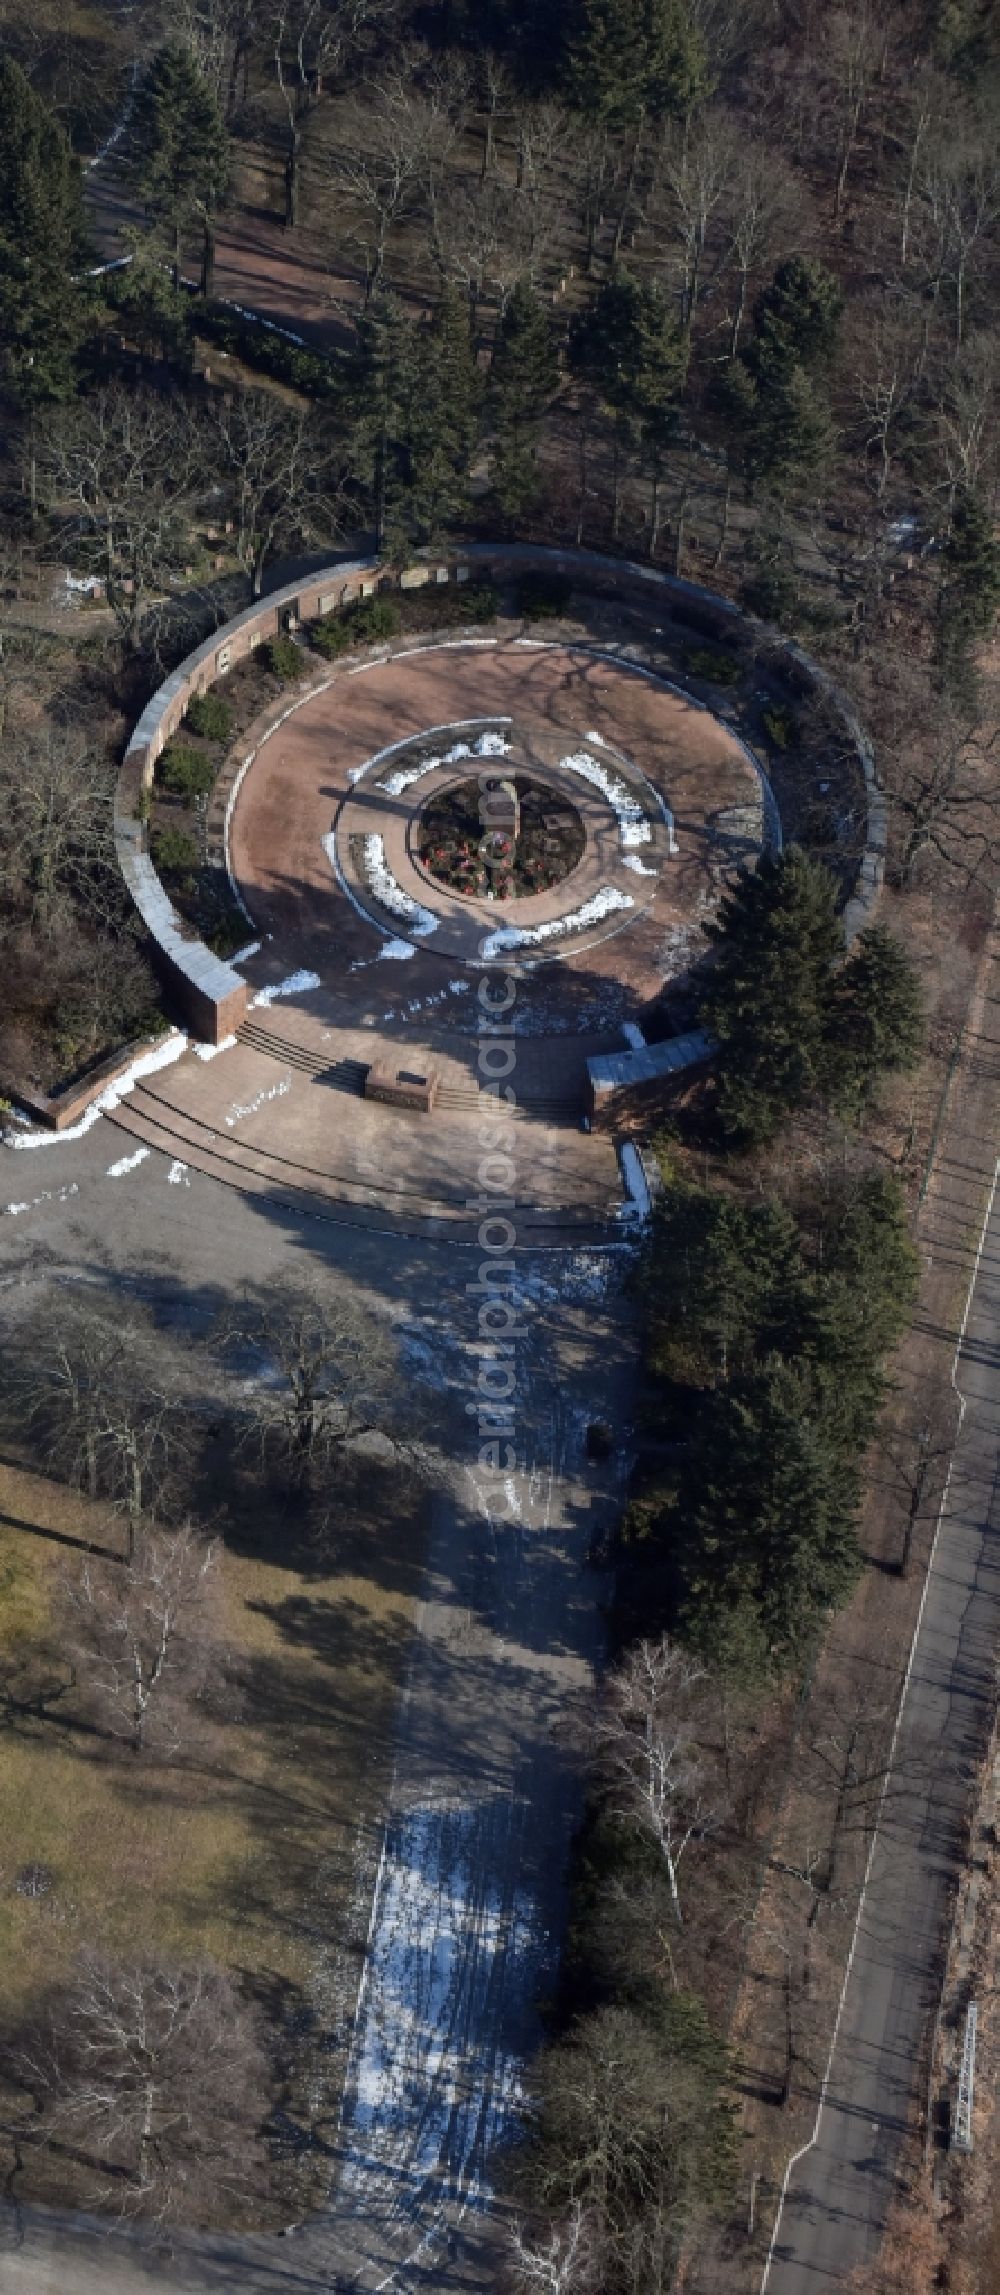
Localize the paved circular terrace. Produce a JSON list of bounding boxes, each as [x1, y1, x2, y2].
[[229, 641, 765, 1022], [105, 634, 772, 1241]]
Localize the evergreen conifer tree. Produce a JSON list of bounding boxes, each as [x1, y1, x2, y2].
[[716, 256, 841, 500], [679, 1362, 861, 1663], [566, 0, 709, 129], [827, 926, 926, 1109], [344, 295, 418, 554], [0, 58, 87, 411], [405, 289, 481, 543], [699, 848, 844, 1142], [124, 44, 229, 289], [570, 270, 687, 531], [935, 485, 1000, 703], [490, 281, 559, 522]]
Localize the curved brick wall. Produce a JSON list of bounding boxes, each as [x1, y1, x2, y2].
[[117, 547, 886, 1044]]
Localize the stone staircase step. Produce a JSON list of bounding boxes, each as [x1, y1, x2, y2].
[[105, 1090, 618, 1245], [238, 1019, 583, 1121]]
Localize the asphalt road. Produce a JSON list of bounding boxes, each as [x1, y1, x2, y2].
[[762, 1161, 1000, 2291]]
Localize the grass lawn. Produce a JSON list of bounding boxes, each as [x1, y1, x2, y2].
[[0, 1454, 426, 2228]]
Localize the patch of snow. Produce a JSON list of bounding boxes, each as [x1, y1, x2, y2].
[[619, 1142, 652, 1222], [225, 1076, 291, 1126], [378, 728, 511, 798], [362, 835, 437, 936], [167, 1161, 190, 1186], [231, 940, 261, 964], [5, 1033, 187, 1150], [656, 921, 702, 976], [449, 979, 471, 993], [479, 884, 633, 961], [376, 938, 417, 961], [339, 1801, 536, 2205], [194, 1034, 237, 1061], [4, 1183, 79, 1218], [622, 854, 657, 876], [559, 748, 652, 849], [106, 1147, 150, 1179], [585, 728, 606, 745], [518, 1249, 631, 1305], [248, 970, 320, 1009]]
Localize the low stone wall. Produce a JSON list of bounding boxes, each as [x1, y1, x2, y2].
[[5, 1031, 179, 1133], [117, 547, 886, 1044]]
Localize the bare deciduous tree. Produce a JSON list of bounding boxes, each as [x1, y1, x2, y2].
[[1, 1298, 198, 1545], [913, 127, 1000, 350], [61, 1522, 222, 1755], [890, 711, 1000, 885], [850, 298, 923, 498], [219, 1280, 400, 1487], [0, 726, 116, 932], [210, 387, 337, 596], [6, 1953, 266, 2219], [821, 0, 886, 221], [271, 0, 396, 226], [654, 112, 736, 337], [507, 2201, 601, 2295], [35, 388, 205, 649], [594, 1636, 723, 1926], [436, 176, 544, 331], [720, 136, 800, 358]]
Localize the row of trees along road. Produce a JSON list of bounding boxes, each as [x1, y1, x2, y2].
[[506, 857, 925, 2293]]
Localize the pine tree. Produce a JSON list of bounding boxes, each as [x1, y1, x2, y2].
[[404, 289, 482, 544], [935, 485, 1000, 703], [679, 1362, 861, 1663], [750, 256, 843, 378], [699, 848, 844, 1143], [343, 295, 418, 554], [637, 1185, 807, 1385], [827, 926, 926, 1109], [570, 270, 687, 532], [570, 271, 687, 422], [715, 256, 841, 501], [490, 281, 559, 523], [123, 44, 229, 289], [0, 58, 87, 411], [566, 0, 709, 130], [803, 1174, 919, 1454]]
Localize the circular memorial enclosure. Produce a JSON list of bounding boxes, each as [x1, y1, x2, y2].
[[110, 551, 882, 1237]]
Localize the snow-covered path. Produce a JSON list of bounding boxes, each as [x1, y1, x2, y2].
[[318, 1257, 632, 2291]]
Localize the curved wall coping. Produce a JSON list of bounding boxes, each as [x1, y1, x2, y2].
[[117, 546, 885, 1044]]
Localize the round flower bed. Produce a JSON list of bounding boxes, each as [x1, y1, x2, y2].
[[416, 776, 585, 901]]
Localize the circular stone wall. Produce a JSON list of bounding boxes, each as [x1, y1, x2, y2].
[[117, 546, 885, 1046]]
